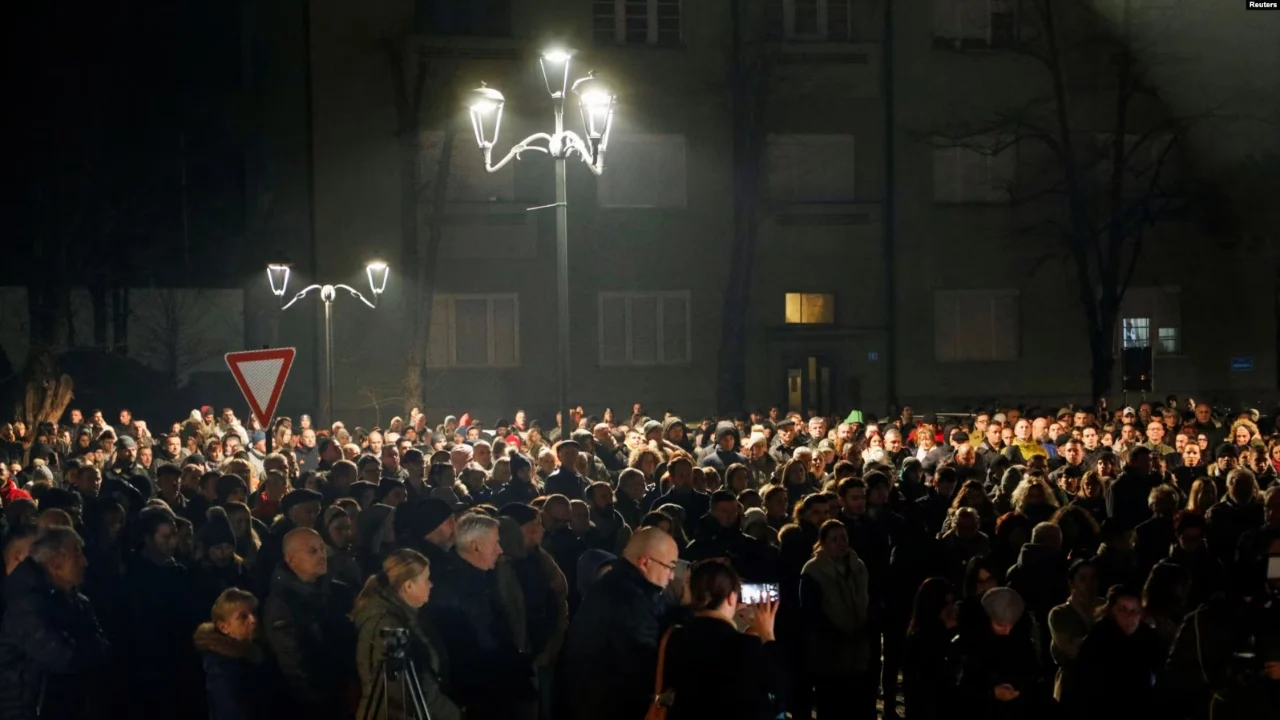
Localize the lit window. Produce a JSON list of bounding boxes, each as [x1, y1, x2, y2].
[[785, 293, 835, 324], [1122, 318, 1151, 349]]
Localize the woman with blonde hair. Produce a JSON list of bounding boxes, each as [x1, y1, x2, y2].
[[352, 549, 461, 720], [1012, 473, 1059, 524], [224, 457, 259, 495], [194, 588, 270, 719]]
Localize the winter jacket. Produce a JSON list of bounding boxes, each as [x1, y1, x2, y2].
[[903, 622, 958, 720], [799, 548, 870, 676], [1070, 615, 1164, 720], [0, 560, 109, 720], [557, 558, 671, 720], [664, 616, 787, 720], [649, 488, 710, 537], [1204, 497, 1265, 566], [425, 551, 534, 708], [262, 567, 356, 718], [351, 585, 462, 720], [1106, 470, 1158, 530], [543, 468, 586, 500], [193, 623, 275, 720], [497, 517, 570, 667], [1005, 543, 1068, 624], [955, 615, 1042, 720], [698, 422, 747, 476], [118, 553, 203, 716]]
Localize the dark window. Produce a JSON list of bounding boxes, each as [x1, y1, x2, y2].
[[416, 0, 512, 37]]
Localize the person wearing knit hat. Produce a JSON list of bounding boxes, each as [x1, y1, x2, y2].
[[39, 487, 82, 524], [981, 586, 1026, 631], [215, 474, 249, 506], [198, 506, 237, 551], [279, 488, 323, 525], [401, 497, 457, 552], [497, 502, 539, 527]]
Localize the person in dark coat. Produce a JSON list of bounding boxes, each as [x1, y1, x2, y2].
[[685, 490, 762, 579], [426, 513, 534, 719], [557, 527, 682, 720], [255, 488, 323, 593], [543, 440, 588, 500], [118, 506, 203, 719], [0, 528, 109, 720], [1105, 447, 1158, 531], [954, 587, 1043, 720], [903, 577, 959, 720], [263, 528, 356, 720], [491, 453, 542, 507], [1069, 585, 1164, 720], [194, 588, 275, 720], [697, 421, 748, 477], [663, 561, 786, 720], [648, 456, 710, 537], [1204, 468, 1265, 566], [1134, 484, 1179, 579]]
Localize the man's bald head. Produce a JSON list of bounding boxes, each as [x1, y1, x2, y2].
[[623, 527, 679, 588], [283, 527, 327, 583]]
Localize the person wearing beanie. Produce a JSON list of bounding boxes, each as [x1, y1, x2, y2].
[[698, 421, 747, 477], [491, 453, 541, 507], [396, 498, 459, 573], [192, 507, 253, 613], [495, 501, 570, 693], [954, 586, 1039, 718], [121, 504, 197, 717]]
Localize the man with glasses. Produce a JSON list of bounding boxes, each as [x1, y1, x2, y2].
[[558, 527, 684, 720]]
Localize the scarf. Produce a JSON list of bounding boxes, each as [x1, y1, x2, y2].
[[1014, 439, 1048, 461]]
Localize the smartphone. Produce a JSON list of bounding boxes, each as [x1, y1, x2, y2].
[[740, 583, 779, 605], [1267, 556, 1280, 580]]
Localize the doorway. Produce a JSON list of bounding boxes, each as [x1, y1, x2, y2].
[[786, 355, 833, 416]]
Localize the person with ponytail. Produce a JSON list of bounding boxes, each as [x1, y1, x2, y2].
[[661, 561, 786, 719], [351, 549, 462, 720]]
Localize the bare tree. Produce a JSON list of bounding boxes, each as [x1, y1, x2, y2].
[[928, 1, 1199, 400], [129, 288, 239, 389]]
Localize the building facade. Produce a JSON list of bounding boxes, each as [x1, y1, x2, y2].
[[245, 0, 1275, 426]]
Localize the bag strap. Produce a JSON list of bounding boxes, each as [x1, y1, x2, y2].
[[653, 625, 678, 696]]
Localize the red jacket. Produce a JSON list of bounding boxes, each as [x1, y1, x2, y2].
[[0, 479, 32, 505]]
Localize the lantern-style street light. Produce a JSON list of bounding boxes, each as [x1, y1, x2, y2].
[[266, 261, 389, 425], [468, 49, 616, 442]]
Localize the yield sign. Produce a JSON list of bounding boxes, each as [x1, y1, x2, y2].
[[225, 348, 296, 429]]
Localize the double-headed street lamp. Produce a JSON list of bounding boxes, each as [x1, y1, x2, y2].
[[267, 261, 389, 426], [468, 49, 616, 442]]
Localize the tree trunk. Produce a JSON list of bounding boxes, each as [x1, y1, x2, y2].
[[19, 281, 74, 455]]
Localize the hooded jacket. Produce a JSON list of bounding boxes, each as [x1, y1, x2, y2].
[[351, 586, 462, 720], [698, 422, 747, 476]]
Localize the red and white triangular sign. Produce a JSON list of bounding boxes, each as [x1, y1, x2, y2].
[[225, 348, 296, 429]]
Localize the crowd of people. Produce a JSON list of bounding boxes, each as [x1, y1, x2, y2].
[[0, 397, 1277, 719]]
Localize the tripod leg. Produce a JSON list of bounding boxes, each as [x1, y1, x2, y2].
[[360, 663, 385, 720], [403, 660, 432, 720]]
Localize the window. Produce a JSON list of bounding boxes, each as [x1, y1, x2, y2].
[[599, 292, 691, 365], [933, 0, 1018, 49], [419, 131, 514, 203], [597, 134, 687, 208], [933, 139, 1015, 204], [765, 134, 856, 203], [1119, 287, 1180, 356], [593, 0, 681, 46], [934, 290, 1019, 362], [785, 293, 835, 324], [764, 1, 852, 41], [415, 0, 512, 37], [426, 294, 520, 367]]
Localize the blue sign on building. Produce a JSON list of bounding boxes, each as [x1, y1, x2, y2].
[[1231, 357, 1254, 372]]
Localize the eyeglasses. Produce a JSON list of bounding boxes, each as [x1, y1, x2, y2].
[[647, 556, 679, 572]]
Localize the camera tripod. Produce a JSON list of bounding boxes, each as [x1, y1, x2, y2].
[[360, 651, 432, 720]]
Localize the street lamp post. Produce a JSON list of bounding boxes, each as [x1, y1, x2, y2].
[[267, 261, 389, 426], [468, 49, 616, 443]]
